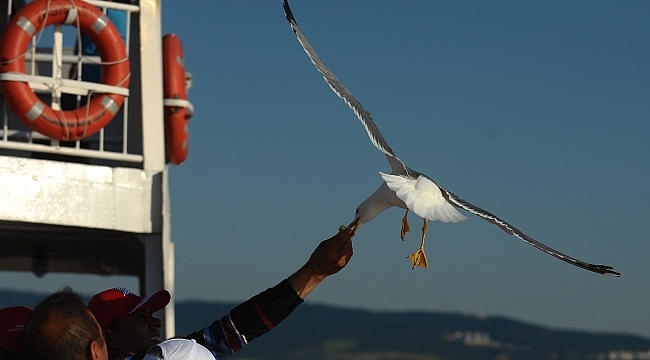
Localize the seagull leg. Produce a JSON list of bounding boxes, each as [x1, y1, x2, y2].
[[400, 209, 410, 241], [407, 219, 429, 269]]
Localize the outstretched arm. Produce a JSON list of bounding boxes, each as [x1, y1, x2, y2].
[[187, 228, 354, 359]]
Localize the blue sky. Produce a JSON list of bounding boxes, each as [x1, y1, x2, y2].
[[3, 1, 649, 338]]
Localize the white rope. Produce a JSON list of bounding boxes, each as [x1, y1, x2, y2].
[[0, 73, 130, 96]]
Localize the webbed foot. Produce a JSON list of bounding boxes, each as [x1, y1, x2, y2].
[[407, 247, 428, 269]]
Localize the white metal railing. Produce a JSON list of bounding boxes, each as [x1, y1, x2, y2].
[[0, 0, 143, 163]]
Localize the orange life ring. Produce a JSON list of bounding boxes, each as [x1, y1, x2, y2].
[[0, 0, 130, 141], [162, 34, 191, 165]]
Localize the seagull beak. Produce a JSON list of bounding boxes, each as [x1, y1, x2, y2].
[[348, 217, 361, 235], [338, 218, 361, 235]]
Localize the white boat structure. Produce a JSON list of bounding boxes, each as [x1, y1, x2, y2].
[[0, 0, 191, 338]]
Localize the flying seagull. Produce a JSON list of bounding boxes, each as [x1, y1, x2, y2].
[[282, 0, 619, 277]]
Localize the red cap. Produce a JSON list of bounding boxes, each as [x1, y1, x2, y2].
[[87, 288, 170, 329], [0, 306, 32, 354]]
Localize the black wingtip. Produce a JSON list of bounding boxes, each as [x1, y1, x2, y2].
[[597, 265, 621, 277], [585, 263, 620, 277], [282, 0, 297, 25]]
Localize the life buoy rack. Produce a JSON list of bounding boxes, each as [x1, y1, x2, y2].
[[0, 0, 130, 141], [162, 33, 192, 165]]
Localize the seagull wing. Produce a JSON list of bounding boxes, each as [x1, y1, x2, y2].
[[283, 0, 408, 175], [440, 186, 620, 277], [283, 1, 618, 277]]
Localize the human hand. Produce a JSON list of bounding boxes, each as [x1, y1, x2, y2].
[[287, 228, 354, 299], [305, 227, 354, 279], [305, 228, 353, 278]]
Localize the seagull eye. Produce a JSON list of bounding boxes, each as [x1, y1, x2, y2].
[[355, 209, 359, 214]]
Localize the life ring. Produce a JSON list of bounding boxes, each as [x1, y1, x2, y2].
[[162, 34, 192, 165], [0, 0, 130, 141]]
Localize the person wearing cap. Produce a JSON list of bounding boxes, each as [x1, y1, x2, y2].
[[89, 227, 355, 360], [144, 339, 214, 360], [0, 306, 32, 360], [88, 287, 170, 359], [22, 287, 108, 360]]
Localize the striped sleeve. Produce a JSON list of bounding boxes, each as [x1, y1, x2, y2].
[[187, 279, 303, 359]]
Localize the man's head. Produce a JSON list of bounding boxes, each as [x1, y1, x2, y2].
[[87, 288, 170, 356], [0, 306, 32, 360], [22, 287, 107, 360]]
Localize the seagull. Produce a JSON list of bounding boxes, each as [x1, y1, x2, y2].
[[282, 0, 620, 277]]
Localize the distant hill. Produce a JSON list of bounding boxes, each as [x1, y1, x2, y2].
[[0, 290, 46, 309], [2, 290, 649, 360], [175, 301, 650, 360]]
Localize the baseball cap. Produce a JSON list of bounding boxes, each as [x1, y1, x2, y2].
[[144, 339, 215, 360], [0, 306, 32, 354], [87, 287, 171, 329]]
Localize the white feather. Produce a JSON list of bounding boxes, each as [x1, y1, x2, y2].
[[380, 172, 467, 223]]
